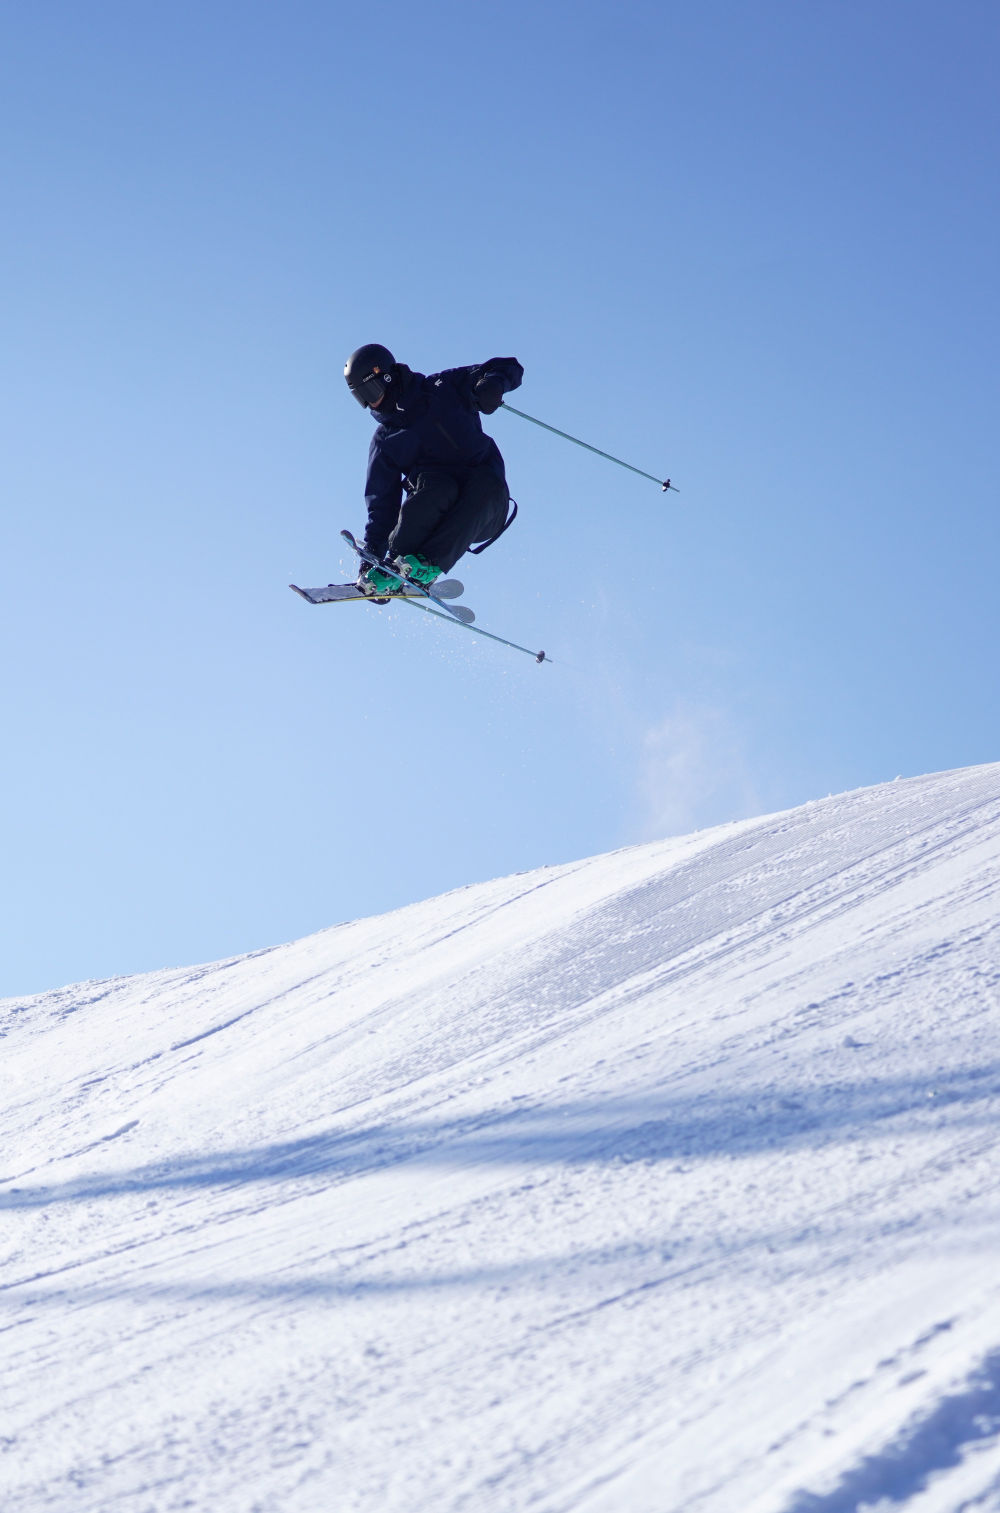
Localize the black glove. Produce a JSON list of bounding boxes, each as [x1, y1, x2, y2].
[[473, 374, 506, 415]]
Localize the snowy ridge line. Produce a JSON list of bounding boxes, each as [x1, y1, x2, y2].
[[0, 944, 283, 1041], [353, 773, 1000, 1091], [5, 774, 998, 1198], [5, 780, 998, 1180], [381, 773, 1000, 1076]]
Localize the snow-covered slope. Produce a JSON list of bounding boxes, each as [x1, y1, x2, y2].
[[4, 764, 1000, 1513]]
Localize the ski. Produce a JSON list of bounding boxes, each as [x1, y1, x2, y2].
[[290, 578, 464, 606], [340, 529, 550, 665]]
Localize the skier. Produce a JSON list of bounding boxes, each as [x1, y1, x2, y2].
[[344, 343, 524, 596]]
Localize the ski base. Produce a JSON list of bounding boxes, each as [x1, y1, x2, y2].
[[290, 579, 464, 606]]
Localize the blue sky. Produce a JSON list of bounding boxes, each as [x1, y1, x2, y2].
[[2, 0, 997, 996]]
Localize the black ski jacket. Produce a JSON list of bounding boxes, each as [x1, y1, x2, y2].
[[362, 357, 523, 558]]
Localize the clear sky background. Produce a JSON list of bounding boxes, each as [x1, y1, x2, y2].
[[2, 0, 997, 997]]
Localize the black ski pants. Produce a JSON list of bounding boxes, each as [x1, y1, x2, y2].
[[387, 465, 509, 574]]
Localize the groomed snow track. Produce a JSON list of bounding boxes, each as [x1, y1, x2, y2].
[[3, 763, 1000, 1512]]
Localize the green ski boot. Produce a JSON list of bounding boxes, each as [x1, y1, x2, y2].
[[362, 565, 405, 596]]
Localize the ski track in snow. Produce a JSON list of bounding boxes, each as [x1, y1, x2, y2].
[[3, 764, 1000, 1510]]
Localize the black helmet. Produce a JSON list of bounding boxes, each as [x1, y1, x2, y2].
[[344, 343, 396, 407]]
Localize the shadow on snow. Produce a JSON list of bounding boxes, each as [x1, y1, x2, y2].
[[4, 1062, 1000, 1213]]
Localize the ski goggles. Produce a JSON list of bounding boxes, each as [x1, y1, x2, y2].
[[348, 366, 390, 408]]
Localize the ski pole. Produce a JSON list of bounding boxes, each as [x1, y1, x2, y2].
[[500, 403, 678, 493], [398, 593, 551, 664]]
